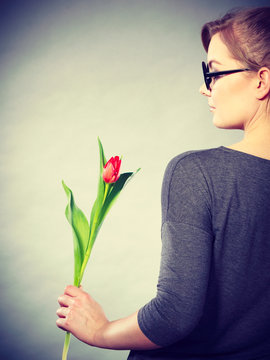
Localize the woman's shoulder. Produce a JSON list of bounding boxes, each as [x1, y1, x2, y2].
[[162, 147, 224, 197], [161, 148, 220, 219], [165, 147, 223, 175], [167, 146, 270, 177]]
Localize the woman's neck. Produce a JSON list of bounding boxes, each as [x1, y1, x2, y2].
[[228, 113, 270, 160]]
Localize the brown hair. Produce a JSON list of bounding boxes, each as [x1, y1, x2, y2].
[[201, 7, 270, 71]]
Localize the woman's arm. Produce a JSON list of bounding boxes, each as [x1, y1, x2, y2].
[[56, 285, 161, 350]]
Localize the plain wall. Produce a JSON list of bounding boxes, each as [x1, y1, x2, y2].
[[0, 0, 269, 359]]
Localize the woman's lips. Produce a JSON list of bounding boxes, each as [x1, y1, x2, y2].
[[209, 105, 216, 112]]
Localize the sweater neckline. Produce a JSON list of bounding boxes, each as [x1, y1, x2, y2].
[[219, 146, 270, 164]]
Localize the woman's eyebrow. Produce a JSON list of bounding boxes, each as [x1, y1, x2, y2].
[[208, 59, 222, 70]]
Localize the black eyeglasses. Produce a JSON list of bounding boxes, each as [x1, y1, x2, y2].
[[202, 61, 250, 90]]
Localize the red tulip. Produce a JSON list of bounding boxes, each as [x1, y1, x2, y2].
[[102, 156, 121, 183]]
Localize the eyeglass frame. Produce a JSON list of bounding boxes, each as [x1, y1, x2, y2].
[[202, 61, 250, 90]]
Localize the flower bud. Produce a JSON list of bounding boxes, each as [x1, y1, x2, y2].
[[102, 156, 121, 183]]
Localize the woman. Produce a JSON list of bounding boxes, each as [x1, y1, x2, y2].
[[56, 7, 270, 359]]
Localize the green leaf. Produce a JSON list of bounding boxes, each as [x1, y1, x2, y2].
[[86, 138, 108, 253], [97, 168, 141, 231], [62, 180, 90, 286], [89, 198, 98, 230], [89, 138, 107, 231], [98, 137, 107, 169]]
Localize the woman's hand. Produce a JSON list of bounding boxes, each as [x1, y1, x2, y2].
[[56, 285, 109, 346], [56, 285, 161, 350]]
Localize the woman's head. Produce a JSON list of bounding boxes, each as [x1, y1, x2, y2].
[[201, 7, 270, 72], [200, 7, 270, 130]]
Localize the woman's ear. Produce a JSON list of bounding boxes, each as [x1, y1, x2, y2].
[[256, 67, 270, 100]]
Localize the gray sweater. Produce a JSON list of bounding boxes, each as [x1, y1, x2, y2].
[[128, 146, 270, 360]]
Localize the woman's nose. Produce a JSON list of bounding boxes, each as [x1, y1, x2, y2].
[[199, 83, 211, 97]]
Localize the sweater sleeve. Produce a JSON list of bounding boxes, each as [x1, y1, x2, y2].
[[137, 152, 214, 347]]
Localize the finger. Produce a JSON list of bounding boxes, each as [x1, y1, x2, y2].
[[56, 317, 69, 331], [58, 294, 74, 307], [64, 285, 83, 297], [56, 306, 69, 318]]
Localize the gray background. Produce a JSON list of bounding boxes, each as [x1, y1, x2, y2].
[[0, 0, 269, 359]]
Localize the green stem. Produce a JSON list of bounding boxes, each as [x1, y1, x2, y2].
[[62, 182, 112, 357], [78, 242, 93, 285], [102, 183, 110, 205], [79, 183, 111, 284], [62, 332, 71, 360]]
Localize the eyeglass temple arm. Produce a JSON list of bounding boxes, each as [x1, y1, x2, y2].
[[206, 68, 250, 77]]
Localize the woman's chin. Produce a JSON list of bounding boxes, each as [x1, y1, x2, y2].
[[212, 115, 243, 130]]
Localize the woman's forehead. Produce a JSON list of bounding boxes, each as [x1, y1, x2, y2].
[[207, 33, 237, 68]]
